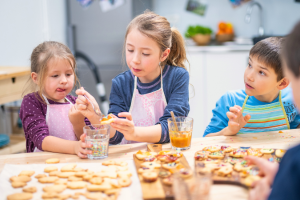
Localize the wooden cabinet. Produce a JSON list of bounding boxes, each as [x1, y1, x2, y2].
[[187, 48, 250, 138]]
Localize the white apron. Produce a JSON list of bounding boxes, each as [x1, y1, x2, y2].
[[34, 95, 77, 152], [120, 67, 167, 144]]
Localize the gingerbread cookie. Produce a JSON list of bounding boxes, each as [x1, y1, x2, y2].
[[140, 162, 161, 169], [73, 167, 84, 172], [23, 186, 37, 193], [68, 176, 83, 182], [34, 174, 47, 179], [89, 177, 103, 185], [260, 148, 274, 154], [10, 176, 31, 183], [208, 151, 225, 159], [233, 161, 252, 172], [61, 163, 77, 172], [162, 177, 173, 186], [217, 165, 233, 176], [203, 146, 221, 152], [115, 161, 128, 167], [54, 179, 68, 185], [43, 185, 66, 193], [117, 171, 132, 178], [142, 171, 158, 182], [58, 172, 76, 178], [100, 114, 115, 125], [7, 193, 33, 200], [87, 183, 112, 192], [220, 145, 233, 153], [42, 192, 59, 199], [94, 171, 117, 179], [11, 181, 26, 188], [18, 170, 35, 177], [45, 158, 60, 164], [136, 151, 157, 160], [44, 166, 58, 173], [38, 176, 59, 183], [49, 170, 60, 177], [243, 175, 261, 187], [67, 181, 87, 189], [194, 151, 208, 161], [118, 177, 132, 187], [275, 149, 286, 158], [229, 149, 247, 158], [247, 148, 263, 157], [162, 162, 179, 170], [158, 171, 171, 178], [138, 167, 155, 174]]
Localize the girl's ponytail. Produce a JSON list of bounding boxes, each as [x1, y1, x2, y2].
[[166, 28, 187, 70]]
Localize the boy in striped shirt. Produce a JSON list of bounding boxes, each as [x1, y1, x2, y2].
[[204, 37, 300, 137]]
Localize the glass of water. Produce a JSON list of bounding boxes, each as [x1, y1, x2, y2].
[[84, 124, 110, 159]]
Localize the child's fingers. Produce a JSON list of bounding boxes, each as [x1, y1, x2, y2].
[[229, 107, 239, 115], [80, 142, 92, 149], [234, 105, 242, 110], [76, 95, 88, 105], [80, 133, 86, 141], [112, 118, 133, 126], [77, 104, 88, 110], [77, 152, 88, 159], [244, 114, 251, 123], [118, 112, 133, 121], [226, 112, 237, 120], [228, 121, 239, 127]]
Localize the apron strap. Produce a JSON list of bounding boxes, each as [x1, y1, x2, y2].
[[65, 96, 73, 105], [129, 76, 138, 113], [41, 94, 50, 105], [241, 95, 249, 112], [279, 90, 290, 129], [160, 65, 167, 105]]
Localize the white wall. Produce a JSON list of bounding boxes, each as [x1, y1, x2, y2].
[[153, 0, 300, 38], [0, 0, 67, 67]]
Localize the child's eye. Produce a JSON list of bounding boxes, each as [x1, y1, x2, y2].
[[142, 53, 150, 56], [66, 74, 72, 77], [259, 71, 265, 76], [127, 49, 134, 53], [248, 63, 252, 68], [52, 75, 58, 78]]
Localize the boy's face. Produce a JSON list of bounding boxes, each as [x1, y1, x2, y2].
[[283, 61, 300, 109], [244, 55, 280, 98]]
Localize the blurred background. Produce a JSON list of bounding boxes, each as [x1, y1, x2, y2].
[[0, 0, 300, 153]]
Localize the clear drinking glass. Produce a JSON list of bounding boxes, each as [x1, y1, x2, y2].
[[84, 124, 110, 159], [168, 117, 193, 150], [173, 167, 212, 200]]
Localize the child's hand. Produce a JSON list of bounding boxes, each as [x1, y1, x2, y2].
[[74, 133, 92, 158], [75, 87, 102, 122], [68, 104, 85, 126], [110, 112, 136, 141], [226, 105, 251, 135], [245, 156, 278, 200]]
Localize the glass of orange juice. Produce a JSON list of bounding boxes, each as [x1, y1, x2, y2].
[[168, 117, 193, 151]]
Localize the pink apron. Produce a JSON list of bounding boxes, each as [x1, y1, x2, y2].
[[34, 95, 78, 152], [120, 67, 167, 144]]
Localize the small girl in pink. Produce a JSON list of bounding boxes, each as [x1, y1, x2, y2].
[[20, 41, 101, 158]]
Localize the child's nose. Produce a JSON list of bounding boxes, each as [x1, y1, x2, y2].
[[132, 53, 141, 64], [60, 75, 68, 84]]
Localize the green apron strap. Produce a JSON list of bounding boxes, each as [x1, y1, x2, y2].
[[241, 95, 249, 113], [279, 90, 290, 129]]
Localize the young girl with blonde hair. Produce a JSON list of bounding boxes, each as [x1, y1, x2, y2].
[[20, 41, 100, 157], [76, 11, 190, 144]]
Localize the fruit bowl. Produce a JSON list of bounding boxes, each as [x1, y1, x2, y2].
[[216, 33, 234, 43], [192, 34, 211, 45]]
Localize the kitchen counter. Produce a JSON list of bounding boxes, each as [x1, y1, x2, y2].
[[186, 44, 253, 53]]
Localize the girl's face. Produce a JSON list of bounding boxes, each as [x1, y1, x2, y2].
[[126, 28, 169, 83], [43, 58, 74, 102]]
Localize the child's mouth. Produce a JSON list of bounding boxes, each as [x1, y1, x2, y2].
[[132, 68, 142, 73], [56, 88, 66, 92], [245, 83, 254, 89]]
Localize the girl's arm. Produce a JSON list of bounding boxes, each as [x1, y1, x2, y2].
[[42, 135, 92, 158]]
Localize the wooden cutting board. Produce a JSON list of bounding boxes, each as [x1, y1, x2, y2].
[[133, 144, 191, 200], [194, 147, 283, 188]]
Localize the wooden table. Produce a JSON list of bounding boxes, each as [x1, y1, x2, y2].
[[0, 66, 30, 105], [1, 129, 300, 200]]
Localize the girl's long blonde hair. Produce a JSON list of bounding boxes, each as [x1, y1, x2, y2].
[[124, 11, 189, 70], [23, 41, 79, 103]]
